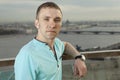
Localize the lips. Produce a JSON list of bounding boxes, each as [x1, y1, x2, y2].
[[46, 30, 56, 33]]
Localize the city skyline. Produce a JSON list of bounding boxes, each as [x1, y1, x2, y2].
[[0, 0, 120, 23]]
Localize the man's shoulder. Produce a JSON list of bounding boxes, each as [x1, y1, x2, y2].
[[15, 40, 34, 60], [19, 39, 34, 54], [55, 38, 65, 48], [55, 37, 63, 43]]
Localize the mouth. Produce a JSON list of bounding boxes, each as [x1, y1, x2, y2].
[[46, 30, 56, 33]]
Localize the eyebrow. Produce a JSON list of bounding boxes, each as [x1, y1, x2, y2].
[[55, 17, 61, 20], [44, 16, 61, 20]]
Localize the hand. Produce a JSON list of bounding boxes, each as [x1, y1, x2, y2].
[[73, 59, 87, 78]]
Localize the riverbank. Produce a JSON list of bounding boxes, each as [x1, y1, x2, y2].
[[0, 29, 23, 35]]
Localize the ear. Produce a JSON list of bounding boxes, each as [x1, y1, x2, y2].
[[34, 19, 40, 29]]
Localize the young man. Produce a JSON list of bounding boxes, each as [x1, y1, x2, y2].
[[14, 2, 87, 80]]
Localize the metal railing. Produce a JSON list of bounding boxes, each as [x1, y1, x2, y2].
[[0, 49, 120, 80], [0, 49, 120, 67]]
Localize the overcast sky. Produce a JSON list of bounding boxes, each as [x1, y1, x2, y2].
[[0, 0, 120, 23]]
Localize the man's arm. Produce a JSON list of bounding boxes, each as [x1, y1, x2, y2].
[[63, 41, 87, 78], [63, 42, 80, 58]]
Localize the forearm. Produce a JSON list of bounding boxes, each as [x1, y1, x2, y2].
[[64, 42, 87, 78], [64, 42, 80, 58]]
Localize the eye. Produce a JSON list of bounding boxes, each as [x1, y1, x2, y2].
[[54, 18, 61, 23], [44, 18, 49, 21]]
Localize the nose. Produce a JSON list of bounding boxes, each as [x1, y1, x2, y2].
[[49, 20, 56, 28]]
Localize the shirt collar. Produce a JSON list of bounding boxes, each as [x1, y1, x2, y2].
[[32, 38, 48, 46]]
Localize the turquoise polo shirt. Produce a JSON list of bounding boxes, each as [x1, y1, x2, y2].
[[14, 38, 65, 80]]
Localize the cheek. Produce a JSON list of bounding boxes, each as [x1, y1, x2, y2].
[[36, 20, 46, 32], [56, 26, 61, 33], [39, 23, 46, 29], [58, 24, 62, 30]]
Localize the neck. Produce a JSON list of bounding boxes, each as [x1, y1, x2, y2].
[[36, 35, 55, 50]]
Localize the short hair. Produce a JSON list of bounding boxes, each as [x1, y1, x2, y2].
[[36, 2, 62, 19]]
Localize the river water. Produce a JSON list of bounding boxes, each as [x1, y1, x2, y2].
[[0, 27, 120, 59]]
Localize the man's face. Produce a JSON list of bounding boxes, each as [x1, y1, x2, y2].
[[35, 7, 62, 40]]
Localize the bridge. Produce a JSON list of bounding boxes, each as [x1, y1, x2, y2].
[[60, 30, 120, 35]]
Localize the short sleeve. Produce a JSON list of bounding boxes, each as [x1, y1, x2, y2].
[[14, 48, 36, 80]]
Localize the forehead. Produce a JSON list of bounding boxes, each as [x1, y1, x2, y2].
[[39, 7, 62, 18]]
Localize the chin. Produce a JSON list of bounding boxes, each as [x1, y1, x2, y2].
[[47, 36, 56, 40]]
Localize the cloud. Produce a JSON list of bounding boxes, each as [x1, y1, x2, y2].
[[0, 0, 120, 23], [60, 5, 120, 21]]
